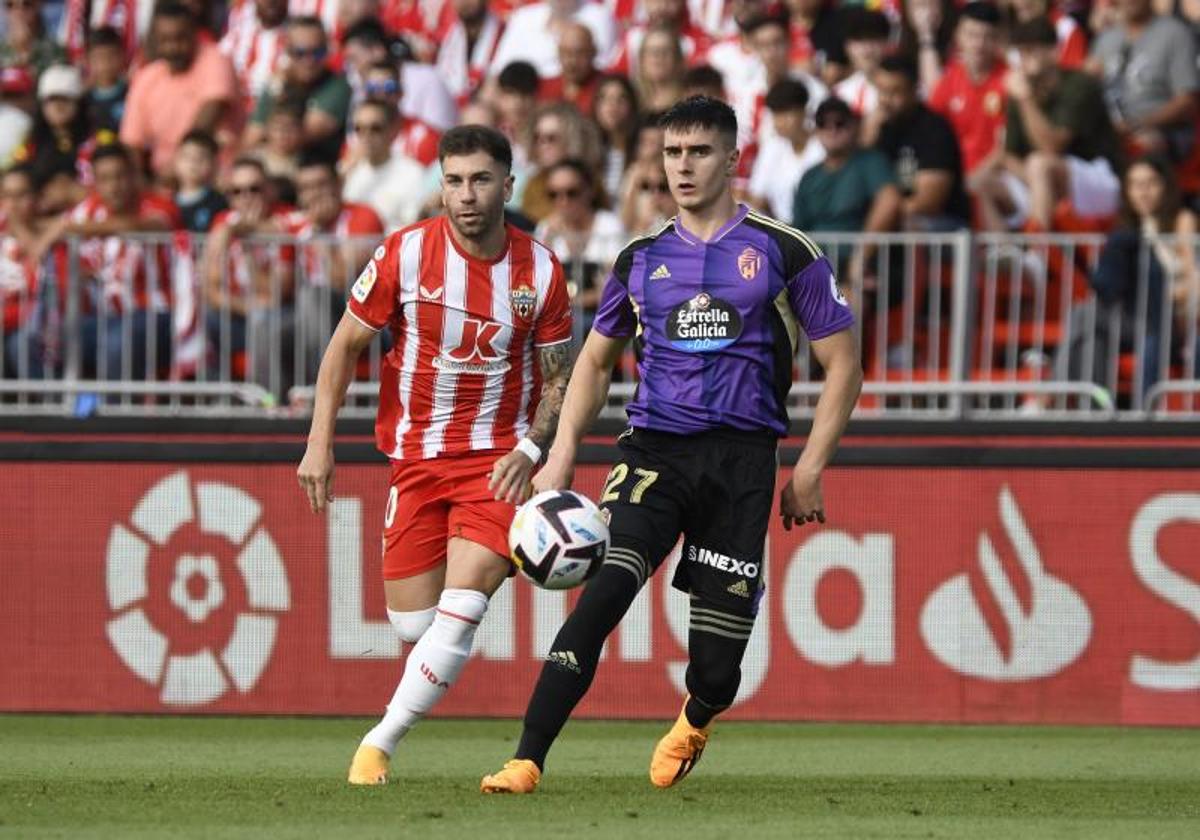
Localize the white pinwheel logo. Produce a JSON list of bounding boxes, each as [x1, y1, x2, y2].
[[105, 471, 290, 705], [920, 486, 1092, 680]]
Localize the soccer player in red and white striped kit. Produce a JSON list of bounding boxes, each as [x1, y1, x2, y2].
[[298, 124, 573, 785]]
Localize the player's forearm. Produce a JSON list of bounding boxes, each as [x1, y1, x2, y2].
[[796, 348, 862, 475], [527, 343, 574, 451], [306, 335, 360, 449], [547, 346, 612, 464]]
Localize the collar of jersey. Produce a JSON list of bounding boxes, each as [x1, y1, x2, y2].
[[672, 203, 749, 246]]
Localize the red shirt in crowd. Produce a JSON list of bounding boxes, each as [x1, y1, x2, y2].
[[928, 59, 1008, 174], [68, 191, 181, 313], [279, 202, 385, 289], [0, 219, 37, 332]]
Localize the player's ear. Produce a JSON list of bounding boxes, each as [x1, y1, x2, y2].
[[504, 173, 514, 204], [726, 145, 740, 177]]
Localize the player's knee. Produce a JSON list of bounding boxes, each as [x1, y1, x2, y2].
[[431, 588, 489, 650], [686, 653, 742, 710], [387, 606, 436, 643]]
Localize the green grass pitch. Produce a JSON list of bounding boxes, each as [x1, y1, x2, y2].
[[2, 715, 1198, 839]]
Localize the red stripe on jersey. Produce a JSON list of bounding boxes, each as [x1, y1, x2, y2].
[[492, 236, 534, 451]]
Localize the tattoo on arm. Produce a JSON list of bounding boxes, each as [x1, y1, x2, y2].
[[527, 342, 574, 450]]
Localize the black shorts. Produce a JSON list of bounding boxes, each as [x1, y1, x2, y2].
[[598, 427, 777, 618]]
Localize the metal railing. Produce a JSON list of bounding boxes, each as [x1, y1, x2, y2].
[[2, 229, 1199, 420]]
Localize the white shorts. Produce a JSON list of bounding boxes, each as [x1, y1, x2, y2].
[[1001, 156, 1120, 228]]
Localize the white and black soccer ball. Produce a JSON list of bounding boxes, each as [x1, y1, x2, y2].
[[509, 490, 610, 590]]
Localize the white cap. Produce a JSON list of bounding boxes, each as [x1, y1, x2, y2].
[[38, 65, 83, 100]]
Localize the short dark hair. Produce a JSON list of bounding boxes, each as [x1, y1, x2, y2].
[[91, 141, 134, 169], [658, 95, 738, 147], [814, 97, 855, 126], [297, 149, 338, 176], [2, 163, 36, 185], [878, 54, 919, 87], [179, 129, 218, 156], [682, 64, 725, 97], [765, 79, 810, 113], [843, 8, 891, 42], [1009, 17, 1058, 47], [746, 9, 790, 36], [87, 26, 124, 50], [342, 16, 388, 47], [497, 61, 540, 96], [438, 125, 513, 172], [152, 1, 194, 24], [959, 1, 1001, 26]]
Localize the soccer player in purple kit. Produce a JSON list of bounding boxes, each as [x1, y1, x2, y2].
[[481, 97, 863, 794]]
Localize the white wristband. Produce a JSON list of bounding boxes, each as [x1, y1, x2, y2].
[[515, 437, 543, 464]]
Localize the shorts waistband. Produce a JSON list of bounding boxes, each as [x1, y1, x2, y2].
[[622, 425, 778, 450]]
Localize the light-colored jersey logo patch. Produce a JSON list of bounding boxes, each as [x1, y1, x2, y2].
[[511, 285, 537, 319], [650, 263, 672, 280], [419, 284, 443, 301], [737, 246, 763, 280], [350, 260, 378, 304], [830, 272, 848, 306]]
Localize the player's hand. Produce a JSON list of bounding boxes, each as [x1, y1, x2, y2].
[[531, 451, 574, 495], [297, 444, 335, 513], [780, 467, 825, 530], [490, 449, 536, 504]]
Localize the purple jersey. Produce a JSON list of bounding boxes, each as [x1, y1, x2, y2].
[[593, 204, 854, 436]]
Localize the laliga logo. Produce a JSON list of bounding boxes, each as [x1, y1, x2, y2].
[[920, 486, 1092, 680], [104, 471, 290, 705]]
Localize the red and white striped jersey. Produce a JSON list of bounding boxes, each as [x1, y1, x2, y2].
[[209, 207, 297, 299], [278, 202, 384, 288], [69, 191, 180, 314], [220, 1, 287, 104], [347, 215, 572, 461]]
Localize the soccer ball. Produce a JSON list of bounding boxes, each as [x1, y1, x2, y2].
[[509, 490, 610, 590]]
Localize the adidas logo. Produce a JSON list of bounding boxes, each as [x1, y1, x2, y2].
[[650, 264, 671, 280], [727, 579, 751, 598], [548, 650, 581, 674]]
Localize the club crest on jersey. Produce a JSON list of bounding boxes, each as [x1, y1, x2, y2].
[[511, 285, 537, 320], [666, 293, 743, 352], [737, 246, 763, 280], [350, 260, 377, 303]]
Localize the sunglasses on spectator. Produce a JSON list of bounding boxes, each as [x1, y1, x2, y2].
[[639, 180, 670, 194], [548, 186, 584, 200], [353, 122, 387, 134], [365, 80, 399, 95], [289, 46, 327, 60], [230, 184, 264, 197], [5, 0, 37, 10], [534, 132, 561, 144]]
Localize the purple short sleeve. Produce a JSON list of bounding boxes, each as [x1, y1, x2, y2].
[[592, 272, 637, 338], [787, 256, 855, 340]]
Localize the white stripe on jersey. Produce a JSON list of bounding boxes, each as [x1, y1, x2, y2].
[[423, 238, 468, 458], [391, 227, 425, 460], [469, 254, 513, 450], [514, 338, 535, 441], [531, 241, 553, 322]]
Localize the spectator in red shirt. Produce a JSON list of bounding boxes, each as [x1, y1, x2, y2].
[[274, 154, 384, 393], [201, 156, 295, 390], [1, 164, 43, 378], [436, 0, 505, 108], [30, 142, 181, 379], [929, 2, 1007, 176], [540, 22, 602, 114]]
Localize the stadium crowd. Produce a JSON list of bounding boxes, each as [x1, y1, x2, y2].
[[1, 0, 1199, 397]]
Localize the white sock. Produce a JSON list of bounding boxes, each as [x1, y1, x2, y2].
[[362, 588, 489, 755]]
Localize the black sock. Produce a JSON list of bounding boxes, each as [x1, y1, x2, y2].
[[683, 604, 754, 729], [515, 564, 641, 769]]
